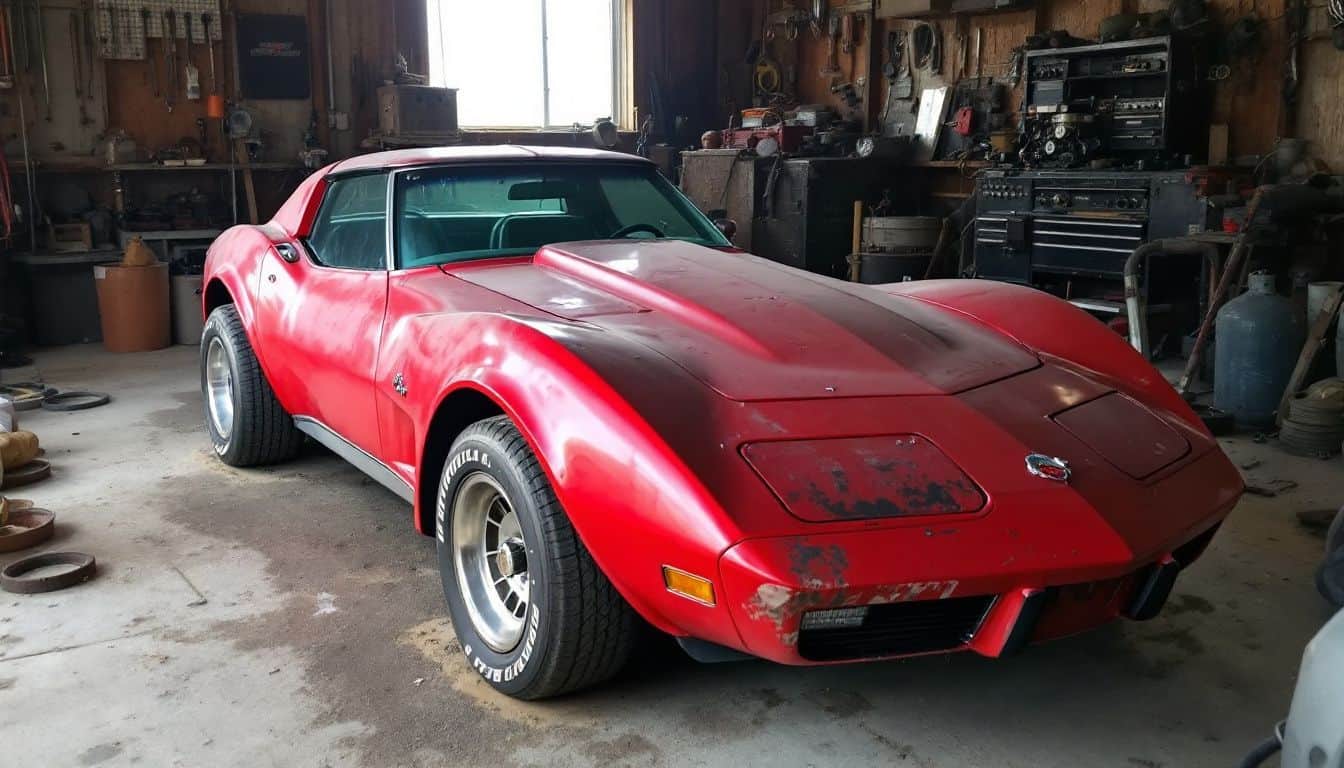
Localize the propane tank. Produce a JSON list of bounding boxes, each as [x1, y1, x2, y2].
[[1215, 272, 1306, 429]]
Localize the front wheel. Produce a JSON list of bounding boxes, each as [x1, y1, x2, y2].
[[200, 305, 303, 467], [436, 416, 635, 699]]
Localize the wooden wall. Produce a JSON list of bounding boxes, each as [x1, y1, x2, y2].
[[1296, 5, 1344, 171], [721, 0, 1303, 163], [630, 0, 721, 140], [5, 0, 422, 168]]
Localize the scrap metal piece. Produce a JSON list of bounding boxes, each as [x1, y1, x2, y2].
[[1, 551, 95, 593], [42, 391, 110, 411], [0, 459, 50, 490], [0, 508, 55, 553]]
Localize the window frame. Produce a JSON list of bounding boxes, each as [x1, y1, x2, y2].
[[426, 0, 632, 130], [301, 171, 396, 272]]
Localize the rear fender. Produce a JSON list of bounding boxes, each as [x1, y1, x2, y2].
[[395, 313, 743, 645], [890, 280, 1207, 434]]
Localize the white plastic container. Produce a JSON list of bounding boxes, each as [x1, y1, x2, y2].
[[1307, 281, 1343, 323], [0, 395, 16, 433]]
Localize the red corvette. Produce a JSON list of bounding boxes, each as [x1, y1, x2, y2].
[[200, 146, 1242, 699]]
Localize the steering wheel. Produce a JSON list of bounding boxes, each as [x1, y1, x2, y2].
[[610, 223, 665, 239]]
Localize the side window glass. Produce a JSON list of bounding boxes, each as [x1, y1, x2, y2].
[[306, 174, 388, 270]]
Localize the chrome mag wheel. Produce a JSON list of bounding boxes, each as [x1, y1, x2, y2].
[[452, 472, 531, 652], [204, 336, 235, 441]]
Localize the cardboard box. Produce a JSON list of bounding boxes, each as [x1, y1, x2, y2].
[[47, 222, 93, 253]]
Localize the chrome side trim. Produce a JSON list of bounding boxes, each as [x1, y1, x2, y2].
[[293, 416, 414, 502], [385, 171, 398, 271]]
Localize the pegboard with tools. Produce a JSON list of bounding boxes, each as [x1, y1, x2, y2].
[[96, 0, 222, 61]]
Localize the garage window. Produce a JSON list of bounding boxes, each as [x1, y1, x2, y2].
[[425, 0, 629, 129]]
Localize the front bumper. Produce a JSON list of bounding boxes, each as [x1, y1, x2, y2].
[[716, 507, 1228, 666]]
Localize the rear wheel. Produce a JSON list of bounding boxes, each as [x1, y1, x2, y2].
[[200, 305, 303, 467], [435, 416, 636, 699]]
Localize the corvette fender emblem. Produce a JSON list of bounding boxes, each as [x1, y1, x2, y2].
[[1025, 454, 1070, 482]]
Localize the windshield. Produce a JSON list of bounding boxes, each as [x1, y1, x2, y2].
[[394, 163, 730, 268]]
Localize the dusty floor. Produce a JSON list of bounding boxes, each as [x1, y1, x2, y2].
[[1, 344, 1339, 768]]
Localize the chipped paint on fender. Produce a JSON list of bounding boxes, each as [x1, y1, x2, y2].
[[871, 580, 960, 604]]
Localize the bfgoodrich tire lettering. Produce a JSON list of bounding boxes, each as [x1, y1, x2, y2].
[[200, 305, 303, 467], [436, 416, 636, 699]]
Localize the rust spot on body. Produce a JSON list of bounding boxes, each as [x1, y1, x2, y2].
[[789, 542, 849, 588]]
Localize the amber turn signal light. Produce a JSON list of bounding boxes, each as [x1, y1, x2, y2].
[[662, 566, 716, 606]]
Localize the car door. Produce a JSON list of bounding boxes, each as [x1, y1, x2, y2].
[[253, 171, 390, 455]]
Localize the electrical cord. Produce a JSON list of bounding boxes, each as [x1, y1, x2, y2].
[[912, 22, 942, 74]]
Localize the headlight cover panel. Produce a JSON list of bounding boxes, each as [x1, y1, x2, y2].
[[1051, 392, 1190, 480], [742, 436, 986, 523]]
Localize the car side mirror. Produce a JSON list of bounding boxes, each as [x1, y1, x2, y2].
[[714, 218, 738, 240]]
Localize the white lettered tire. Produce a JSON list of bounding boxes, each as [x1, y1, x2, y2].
[[435, 416, 635, 699]]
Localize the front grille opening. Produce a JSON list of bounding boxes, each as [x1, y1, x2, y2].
[[797, 595, 995, 662]]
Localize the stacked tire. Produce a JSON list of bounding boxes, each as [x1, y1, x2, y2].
[[1280, 378, 1344, 457]]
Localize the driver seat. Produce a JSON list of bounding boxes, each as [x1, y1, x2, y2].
[[490, 215, 597, 250]]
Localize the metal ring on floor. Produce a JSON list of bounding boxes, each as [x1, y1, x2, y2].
[[0, 508, 55, 553], [0, 384, 57, 412], [0, 551, 96, 594], [41, 391, 111, 412], [0, 459, 51, 490]]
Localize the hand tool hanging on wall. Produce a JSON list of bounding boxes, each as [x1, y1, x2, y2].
[[34, 0, 51, 120], [821, 13, 841, 77], [0, 6, 13, 86], [201, 13, 217, 93], [891, 30, 912, 98], [81, 4, 95, 100], [141, 7, 158, 98], [98, 6, 110, 59], [973, 27, 983, 79], [109, 4, 119, 57], [69, 12, 91, 125], [12, 1, 28, 75], [163, 8, 176, 111], [183, 12, 200, 101]]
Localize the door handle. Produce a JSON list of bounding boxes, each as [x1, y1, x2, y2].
[[274, 243, 300, 263]]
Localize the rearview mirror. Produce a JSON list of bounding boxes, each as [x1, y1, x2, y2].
[[714, 218, 738, 240], [508, 180, 575, 200]]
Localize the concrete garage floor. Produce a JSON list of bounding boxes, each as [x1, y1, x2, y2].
[[2, 344, 1340, 768]]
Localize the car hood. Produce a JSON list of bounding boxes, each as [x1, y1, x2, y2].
[[450, 240, 1040, 401]]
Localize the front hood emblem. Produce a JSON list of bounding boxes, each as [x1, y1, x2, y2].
[[1026, 454, 1071, 482]]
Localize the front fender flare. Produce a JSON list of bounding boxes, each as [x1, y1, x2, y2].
[[395, 313, 744, 646]]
